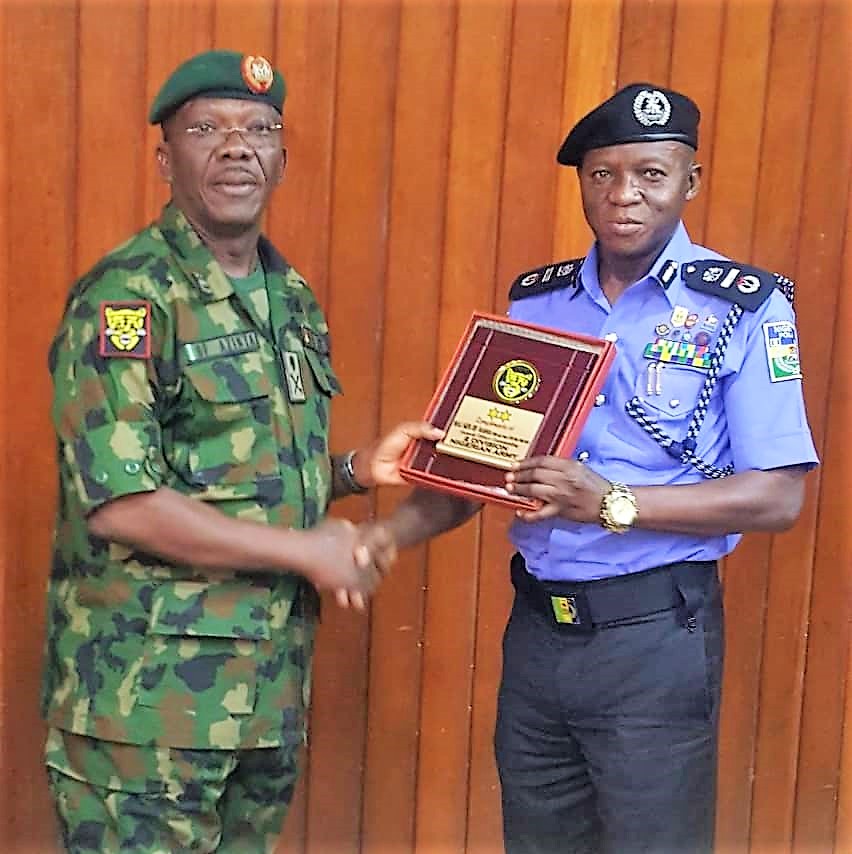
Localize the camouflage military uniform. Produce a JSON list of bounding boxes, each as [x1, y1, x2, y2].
[[44, 202, 340, 852]]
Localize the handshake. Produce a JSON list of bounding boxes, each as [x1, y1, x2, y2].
[[300, 516, 400, 611]]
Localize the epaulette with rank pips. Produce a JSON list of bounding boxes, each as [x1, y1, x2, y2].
[[508, 258, 584, 301], [683, 260, 795, 311]]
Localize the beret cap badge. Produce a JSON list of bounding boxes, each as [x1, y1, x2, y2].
[[241, 55, 274, 94], [632, 89, 672, 127]]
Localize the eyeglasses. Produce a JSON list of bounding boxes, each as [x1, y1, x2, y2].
[[182, 121, 284, 150]]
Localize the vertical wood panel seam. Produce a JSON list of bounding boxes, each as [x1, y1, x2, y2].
[[749, 3, 827, 846], [699, 0, 729, 248], [614, 0, 627, 82], [550, 2, 574, 261], [71, 0, 82, 278], [746, 0, 775, 265], [415, 3, 464, 840], [463, 13, 519, 848], [303, 6, 343, 846], [825, 165, 852, 850], [323, 2, 345, 328], [665, 0, 676, 85], [785, 2, 832, 836], [417, 0, 462, 838], [139, 0, 151, 229], [360, 6, 404, 849], [798, 121, 852, 854]]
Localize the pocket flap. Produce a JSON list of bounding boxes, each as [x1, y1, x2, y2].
[[304, 348, 342, 396], [149, 580, 271, 640]]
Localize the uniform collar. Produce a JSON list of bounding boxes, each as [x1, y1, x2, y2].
[[577, 221, 694, 306], [156, 203, 288, 302]]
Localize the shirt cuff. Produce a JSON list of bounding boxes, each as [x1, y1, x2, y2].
[[731, 429, 819, 473]]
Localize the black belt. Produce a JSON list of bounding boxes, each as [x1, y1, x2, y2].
[[510, 553, 717, 632]]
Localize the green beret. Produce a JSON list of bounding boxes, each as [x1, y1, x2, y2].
[[149, 50, 286, 125]]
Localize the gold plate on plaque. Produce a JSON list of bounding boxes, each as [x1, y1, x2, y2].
[[435, 395, 544, 469]]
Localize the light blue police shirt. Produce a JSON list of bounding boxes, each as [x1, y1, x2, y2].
[[508, 222, 819, 582]]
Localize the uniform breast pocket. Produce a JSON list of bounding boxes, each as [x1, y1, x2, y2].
[[633, 362, 707, 424], [180, 358, 279, 485], [136, 581, 272, 717]]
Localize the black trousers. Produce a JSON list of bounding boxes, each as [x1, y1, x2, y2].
[[495, 561, 724, 854]]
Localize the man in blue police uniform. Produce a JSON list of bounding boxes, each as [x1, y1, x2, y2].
[[359, 83, 818, 853]]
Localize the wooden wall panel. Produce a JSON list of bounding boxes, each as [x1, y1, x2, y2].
[[307, 2, 403, 850], [77, 1, 148, 274], [2, 3, 79, 852], [791, 2, 852, 848], [553, 0, 622, 259], [706, 4, 776, 850], [361, 2, 455, 851], [2, 2, 850, 853], [749, 2, 827, 850], [271, 7, 342, 848], [668, 0, 725, 244], [0, 0, 8, 845], [414, 4, 513, 850]]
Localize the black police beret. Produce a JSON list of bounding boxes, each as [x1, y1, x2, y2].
[[149, 50, 286, 125], [557, 83, 700, 166]]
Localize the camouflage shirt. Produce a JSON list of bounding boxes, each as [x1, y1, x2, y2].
[[43, 203, 340, 749]]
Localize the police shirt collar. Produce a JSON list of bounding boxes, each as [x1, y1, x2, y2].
[[577, 221, 692, 304]]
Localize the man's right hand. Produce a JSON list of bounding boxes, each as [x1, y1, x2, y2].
[[333, 520, 400, 611], [297, 517, 386, 600]]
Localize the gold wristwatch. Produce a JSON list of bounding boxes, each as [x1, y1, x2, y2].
[[599, 482, 638, 534]]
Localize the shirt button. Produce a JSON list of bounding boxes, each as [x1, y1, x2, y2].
[[577, 450, 590, 462], [594, 393, 606, 406], [124, 461, 141, 475], [94, 471, 109, 484], [669, 399, 681, 408], [604, 332, 618, 343]]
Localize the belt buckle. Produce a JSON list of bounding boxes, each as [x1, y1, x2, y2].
[[547, 589, 594, 632]]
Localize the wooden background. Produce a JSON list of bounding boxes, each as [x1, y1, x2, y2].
[[1, 0, 850, 852]]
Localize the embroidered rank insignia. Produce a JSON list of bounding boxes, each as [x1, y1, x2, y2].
[[683, 260, 777, 311], [659, 259, 679, 287], [99, 301, 151, 358], [282, 351, 306, 402], [508, 258, 584, 301], [763, 320, 802, 382]]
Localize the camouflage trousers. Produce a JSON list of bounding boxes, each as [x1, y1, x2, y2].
[[45, 727, 302, 853]]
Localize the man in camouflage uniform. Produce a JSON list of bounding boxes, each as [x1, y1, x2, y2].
[[43, 50, 436, 854]]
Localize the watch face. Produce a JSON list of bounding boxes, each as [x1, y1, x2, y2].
[[610, 494, 637, 525]]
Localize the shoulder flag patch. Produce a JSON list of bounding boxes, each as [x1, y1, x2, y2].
[[509, 258, 584, 301], [763, 320, 802, 382], [99, 301, 151, 358], [682, 260, 789, 311]]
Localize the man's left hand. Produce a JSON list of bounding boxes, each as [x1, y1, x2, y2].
[[353, 421, 444, 488], [506, 456, 610, 523]]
